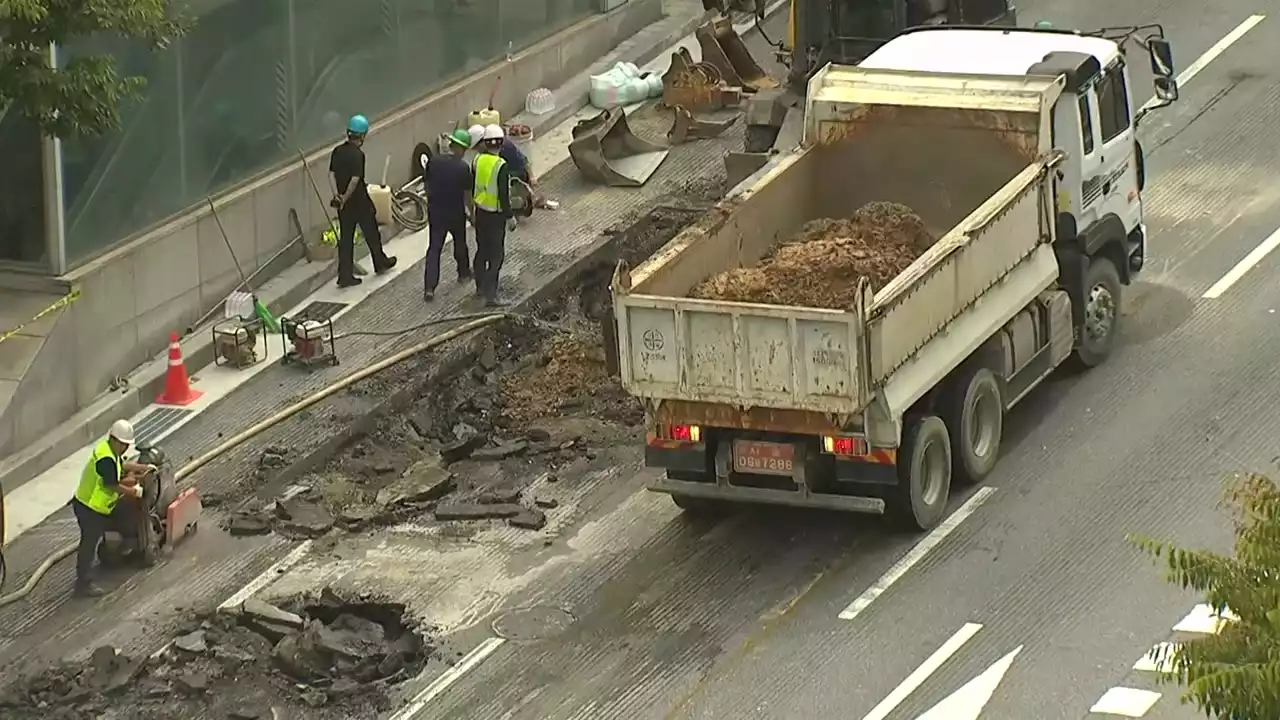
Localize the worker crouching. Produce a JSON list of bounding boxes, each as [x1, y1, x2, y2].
[[471, 124, 516, 307], [70, 420, 157, 598]]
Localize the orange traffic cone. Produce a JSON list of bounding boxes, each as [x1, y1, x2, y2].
[[157, 332, 202, 406]]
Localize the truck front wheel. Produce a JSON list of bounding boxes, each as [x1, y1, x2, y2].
[[892, 415, 952, 531], [1074, 257, 1122, 368]]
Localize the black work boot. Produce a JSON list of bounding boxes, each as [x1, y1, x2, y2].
[[74, 582, 106, 598]]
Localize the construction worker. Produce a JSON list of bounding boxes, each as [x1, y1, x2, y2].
[[329, 114, 397, 288], [471, 124, 516, 307], [422, 129, 475, 302], [70, 420, 155, 597]]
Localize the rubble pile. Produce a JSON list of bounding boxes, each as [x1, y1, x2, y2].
[[0, 589, 430, 720], [222, 205, 707, 540], [690, 201, 936, 309]]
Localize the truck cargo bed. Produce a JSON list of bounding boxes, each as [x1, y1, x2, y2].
[[612, 66, 1064, 417]]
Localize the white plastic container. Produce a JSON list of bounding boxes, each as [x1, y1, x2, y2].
[[367, 184, 393, 225], [525, 88, 555, 115]]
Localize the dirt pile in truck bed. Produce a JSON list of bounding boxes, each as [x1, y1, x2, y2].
[[0, 588, 431, 720], [690, 201, 936, 309]]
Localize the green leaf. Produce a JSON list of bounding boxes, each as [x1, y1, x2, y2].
[[0, 0, 189, 138]]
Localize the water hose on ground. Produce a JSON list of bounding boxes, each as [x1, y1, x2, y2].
[[0, 313, 507, 609]]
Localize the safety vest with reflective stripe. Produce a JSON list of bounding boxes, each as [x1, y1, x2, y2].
[[76, 439, 122, 515], [472, 153, 506, 213]]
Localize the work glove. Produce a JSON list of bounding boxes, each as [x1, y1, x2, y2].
[[125, 483, 144, 500], [506, 217, 517, 233]]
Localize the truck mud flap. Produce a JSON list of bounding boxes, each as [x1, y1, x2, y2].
[[695, 15, 778, 93], [568, 108, 669, 187]]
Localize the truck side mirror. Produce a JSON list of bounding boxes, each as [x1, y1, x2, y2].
[[1147, 38, 1174, 78], [1153, 76, 1178, 102]]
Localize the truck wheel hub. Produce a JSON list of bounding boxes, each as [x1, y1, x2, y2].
[[1085, 284, 1115, 342]]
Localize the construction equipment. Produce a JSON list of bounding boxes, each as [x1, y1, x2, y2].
[[567, 108, 670, 187], [667, 106, 739, 144], [280, 316, 339, 370], [695, 14, 779, 93], [96, 445, 202, 569], [660, 48, 744, 112], [213, 316, 265, 368], [727, 0, 1017, 163], [611, 26, 1178, 530]]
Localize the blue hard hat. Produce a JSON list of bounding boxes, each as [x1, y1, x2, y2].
[[347, 114, 370, 135]]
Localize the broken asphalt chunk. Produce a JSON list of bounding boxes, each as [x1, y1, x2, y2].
[[434, 502, 523, 521], [440, 434, 488, 463], [274, 497, 335, 538], [173, 630, 208, 654], [478, 487, 521, 505], [534, 497, 559, 509], [227, 511, 272, 537], [376, 460, 456, 507], [471, 440, 528, 461], [508, 508, 548, 530]]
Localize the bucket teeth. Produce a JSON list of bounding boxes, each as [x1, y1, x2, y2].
[[661, 48, 744, 112]]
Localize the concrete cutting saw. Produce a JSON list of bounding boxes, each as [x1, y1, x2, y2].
[[96, 445, 202, 569]]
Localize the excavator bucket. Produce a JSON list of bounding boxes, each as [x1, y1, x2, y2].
[[695, 14, 778, 93], [568, 108, 669, 187]]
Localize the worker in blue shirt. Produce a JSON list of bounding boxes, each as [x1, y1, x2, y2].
[[422, 129, 474, 302], [471, 124, 515, 307]]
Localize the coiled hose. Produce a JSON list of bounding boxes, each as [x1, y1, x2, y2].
[[0, 313, 506, 608], [391, 178, 429, 233]]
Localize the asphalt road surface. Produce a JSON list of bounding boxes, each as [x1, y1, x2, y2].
[[403, 2, 1280, 719]]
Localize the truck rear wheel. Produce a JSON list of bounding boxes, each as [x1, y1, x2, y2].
[[1074, 257, 1122, 368], [892, 415, 952, 531], [943, 366, 1003, 485]]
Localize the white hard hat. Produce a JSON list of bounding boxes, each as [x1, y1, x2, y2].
[[467, 124, 485, 148], [482, 124, 505, 141], [109, 419, 136, 445]]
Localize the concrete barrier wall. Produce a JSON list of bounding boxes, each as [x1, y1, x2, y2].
[[3, 0, 662, 457]]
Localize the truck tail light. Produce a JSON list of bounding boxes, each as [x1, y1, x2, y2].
[[662, 424, 701, 443], [822, 435, 867, 456]]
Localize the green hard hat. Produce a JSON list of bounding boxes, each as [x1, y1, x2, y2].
[[1034, 20, 1054, 28], [448, 129, 471, 147]]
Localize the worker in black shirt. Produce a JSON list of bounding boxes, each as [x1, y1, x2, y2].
[[328, 114, 397, 288], [422, 129, 475, 302], [70, 420, 156, 597]]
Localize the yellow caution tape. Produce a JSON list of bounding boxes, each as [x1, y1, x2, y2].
[[0, 288, 81, 345]]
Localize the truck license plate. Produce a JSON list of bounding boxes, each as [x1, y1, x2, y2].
[[733, 440, 795, 476]]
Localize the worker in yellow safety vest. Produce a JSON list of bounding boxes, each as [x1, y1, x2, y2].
[[470, 124, 516, 307], [70, 419, 156, 597]]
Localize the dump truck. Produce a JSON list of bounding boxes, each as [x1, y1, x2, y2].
[[610, 25, 1180, 530]]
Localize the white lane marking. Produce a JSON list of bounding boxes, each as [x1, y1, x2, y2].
[[915, 645, 1022, 720], [1202, 226, 1280, 298], [218, 539, 315, 610], [861, 622, 983, 720], [1089, 687, 1162, 717], [1172, 603, 1238, 633], [389, 637, 507, 719], [839, 487, 995, 621]]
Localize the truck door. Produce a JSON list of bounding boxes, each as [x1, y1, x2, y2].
[[1076, 89, 1104, 229], [1093, 59, 1142, 234]]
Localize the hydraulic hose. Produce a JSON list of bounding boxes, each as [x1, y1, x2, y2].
[[391, 178, 429, 233], [0, 313, 507, 608]]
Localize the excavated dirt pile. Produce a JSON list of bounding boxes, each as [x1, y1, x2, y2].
[[690, 201, 936, 309], [0, 588, 431, 720], [223, 205, 708, 539]]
